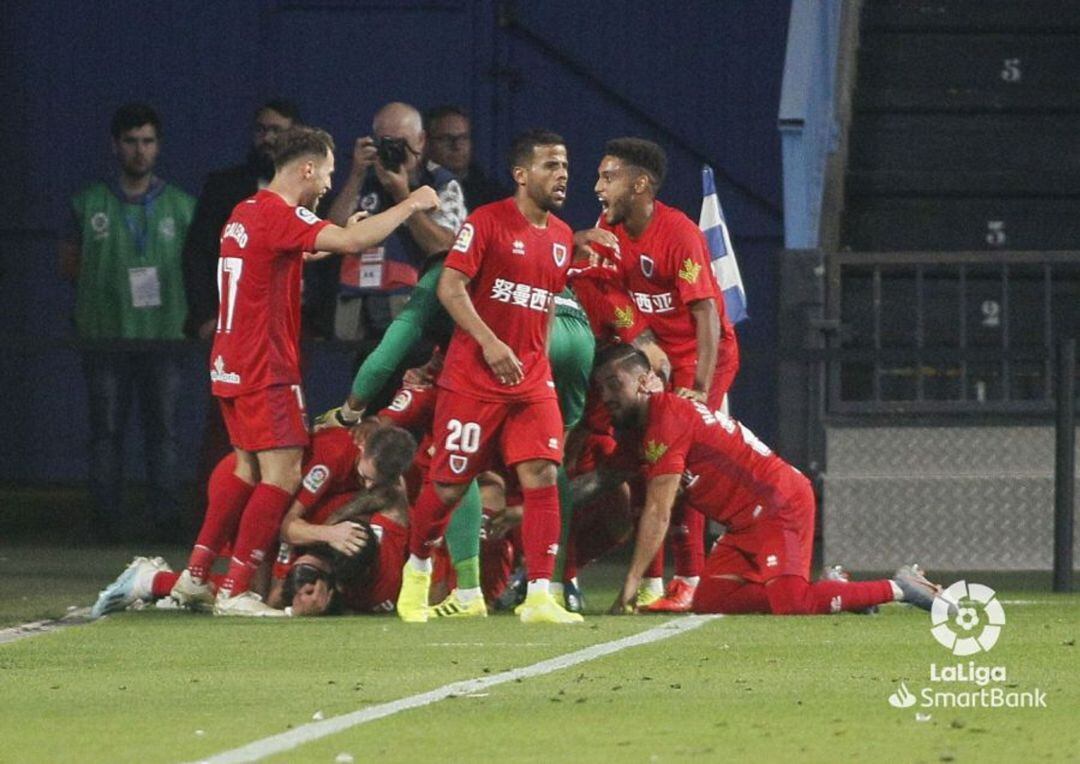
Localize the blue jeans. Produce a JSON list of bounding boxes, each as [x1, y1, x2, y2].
[[83, 349, 181, 537]]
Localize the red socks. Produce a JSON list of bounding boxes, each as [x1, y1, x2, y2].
[[672, 505, 705, 578], [221, 483, 292, 595], [521, 484, 560, 581], [188, 471, 254, 580], [151, 571, 225, 599], [693, 575, 894, 615], [408, 482, 455, 559]]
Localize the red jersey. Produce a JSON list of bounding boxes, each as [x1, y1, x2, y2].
[[599, 201, 733, 373], [439, 198, 573, 402], [210, 190, 331, 397], [293, 428, 362, 511], [636, 393, 808, 532]]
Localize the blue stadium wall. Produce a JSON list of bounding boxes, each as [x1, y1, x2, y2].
[[0, 0, 789, 483]]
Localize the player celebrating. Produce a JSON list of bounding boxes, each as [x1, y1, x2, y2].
[[395, 129, 581, 624], [591, 345, 950, 617], [592, 137, 739, 612], [170, 126, 438, 616]]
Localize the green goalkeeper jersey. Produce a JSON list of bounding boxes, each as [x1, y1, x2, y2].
[[71, 180, 195, 340]]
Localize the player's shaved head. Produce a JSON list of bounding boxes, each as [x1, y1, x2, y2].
[[373, 101, 423, 140], [603, 137, 667, 193], [595, 342, 651, 377]]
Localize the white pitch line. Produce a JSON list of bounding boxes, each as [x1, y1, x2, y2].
[[189, 614, 721, 764], [0, 608, 94, 646]]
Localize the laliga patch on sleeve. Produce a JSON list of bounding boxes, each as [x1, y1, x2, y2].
[[389, 389, 413, 412], [296, 206, 321, 225], [302, 464, 330, 493], [452, 222, 474, 253]]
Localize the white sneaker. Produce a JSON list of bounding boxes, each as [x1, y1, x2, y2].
[[91, 556, 171, 618], [169, 569, 216, 612], [213, 590, 288, 618]]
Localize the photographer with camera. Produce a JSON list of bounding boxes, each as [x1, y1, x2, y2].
[[328, 101, 466, 342]]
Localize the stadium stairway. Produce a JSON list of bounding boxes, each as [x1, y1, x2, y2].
[[814, 0, 1080, 572], [842, 0, 1080, 252]]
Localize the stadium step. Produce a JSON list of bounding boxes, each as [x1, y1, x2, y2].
[[861, 0, 1080, 33], [842, 197, 1080, 251]]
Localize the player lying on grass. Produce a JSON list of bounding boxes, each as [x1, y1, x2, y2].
[[583, 343, 954, 616], [91, 424, 416, 618], [267, 487, 410, 616], [90, 486, 409, 618]]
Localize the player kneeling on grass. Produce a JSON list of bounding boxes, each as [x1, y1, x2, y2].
[[589, 344, 954, 616]]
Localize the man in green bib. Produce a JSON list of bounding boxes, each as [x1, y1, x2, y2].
[[60, 103, 195, 542]]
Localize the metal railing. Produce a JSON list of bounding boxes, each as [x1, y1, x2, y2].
[[824, 250, 1080, 414]]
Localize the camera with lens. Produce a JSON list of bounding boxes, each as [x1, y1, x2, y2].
[[374, 136, 410, 173]]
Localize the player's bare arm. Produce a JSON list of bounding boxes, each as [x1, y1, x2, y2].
[[375, 160, 455, 256], [679, 297, 720, 401], [611, 472, 681, 613], [280, 500, 368, 556], [436, 265, 524, 385], [315, 185, 438, 254]]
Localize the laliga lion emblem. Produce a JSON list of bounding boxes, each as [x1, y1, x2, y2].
[[640, 254, 655, 278], [930, 580, 1005, 656]]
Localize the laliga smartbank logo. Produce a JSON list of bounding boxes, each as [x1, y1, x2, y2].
[[887, 581, 1047, 711], [931, 580, 1005, 656]]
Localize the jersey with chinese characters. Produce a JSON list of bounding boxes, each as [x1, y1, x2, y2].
[[599, 201, 731, 371], [637, 393, 808, 531], [210, 190, 330, 397], [439, 198, 573, 402]]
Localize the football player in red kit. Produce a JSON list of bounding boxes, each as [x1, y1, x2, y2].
[[592, 344, 951, 617], [592, 137, 740, 612], [170, 127, 438, 616], [396, 129, 582, 624]]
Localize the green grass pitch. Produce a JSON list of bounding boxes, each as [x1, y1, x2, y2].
[[1, 544, 1077, 762]]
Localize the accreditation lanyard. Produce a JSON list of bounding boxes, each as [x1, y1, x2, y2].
[[123, 196, 154, 259]]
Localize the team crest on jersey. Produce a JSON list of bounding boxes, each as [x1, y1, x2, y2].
[[389, 389, 413, 412], [295, 206, 320, 225], [449, 454, 469, 475], [643, 439, 668, 464], [452, 223, 475, 253], [158, 217, 176, 240], [613, 305, 635, 329], [678, 257, 702, 284], [552, 242, 568, 267], [302, 465, 330, 493], [640, 254, 655, 278], [90, 212, 110, 239]]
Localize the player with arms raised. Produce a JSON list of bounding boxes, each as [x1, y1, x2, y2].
[[170, 126, 438, 616], [396, 129, 582, 624]]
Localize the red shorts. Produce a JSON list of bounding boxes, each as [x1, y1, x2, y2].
[[700, 481, 815, 584], [429, 393, 564, 484], [218, 384, 309, 452]]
